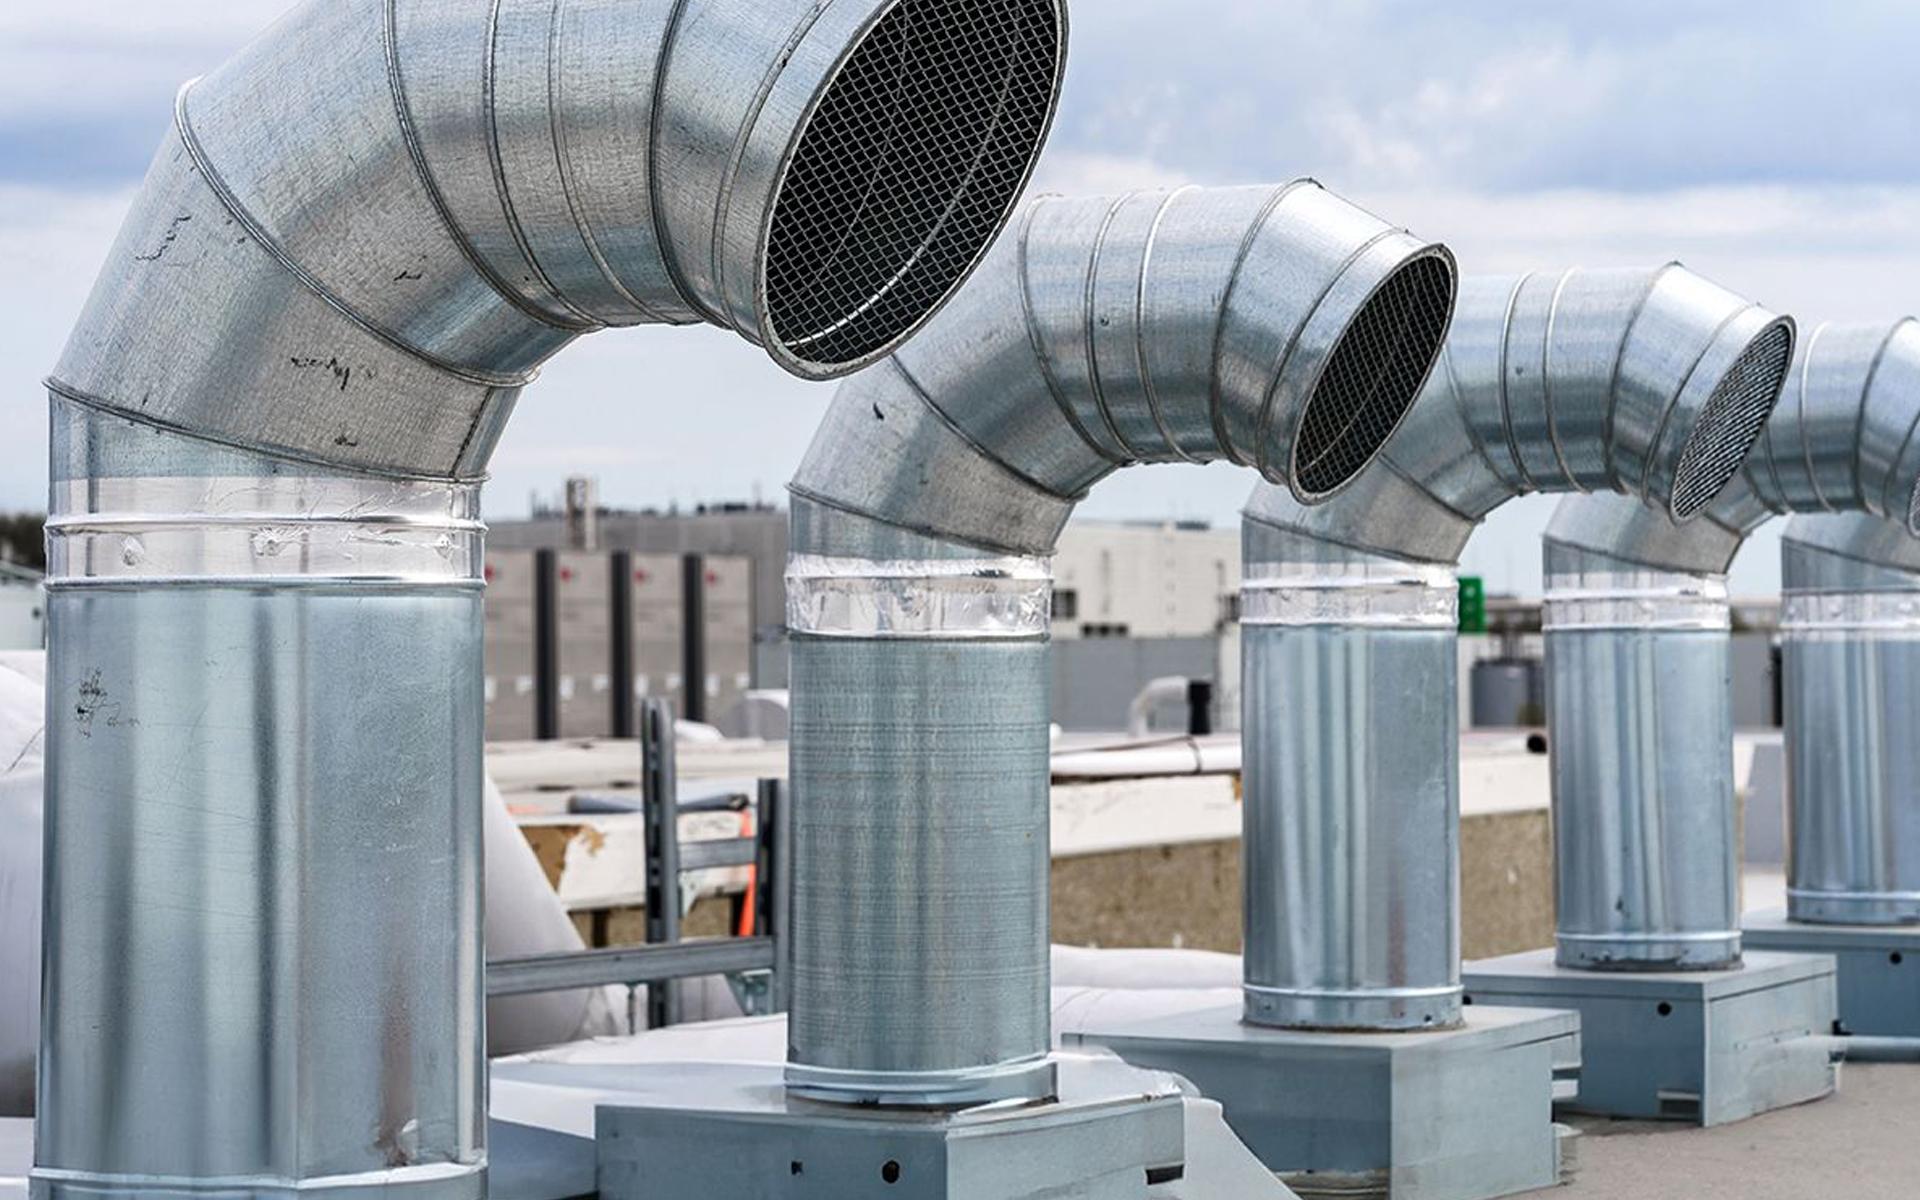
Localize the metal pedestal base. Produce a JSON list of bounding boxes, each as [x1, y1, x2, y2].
[[1462, 949, 1836, 1125], [1062, 1005, 1579, 1200], [1744, 910, 1920, 1037], [593, 1054, 1189, 1200]]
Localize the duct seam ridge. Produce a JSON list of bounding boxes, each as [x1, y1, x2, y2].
[[1751, 325, 1799, 509], [380, 0, 595, 336], [1377, 453, 1483, 529], [1082, 193, 1147, 459], [1016, 198, 1129, 466], [1782, 591, 1920, 634], [786, 552, 1052, 639], [1848, 322, 1903, 509], [642, 0, 721, 330], [1430, 335, 1522, 498], [705, 0, 837, 335], [889, 357, 1085, 504], [1253, 227, 1400, 484], [1598, 266, 1668, 490], [1795, 322, 1835, 511], [43, 575, 489, 593], [170, 86, 536, 391], [1134, 186, 1203, 463], [1538, 268, 1586, 491], [482, 0, 604, 326], [1556, 931, 1741, 945], [1876, 402, 1920, 528], [1632, 302, 1750, 510], [784, 481, 1058, 560], [1240, 511, 1464, 569], [1494, 271, 1541, 493], [542, 1, 674, 326], [41, 380, 500, 485], [1205, 180, 1310, 468]]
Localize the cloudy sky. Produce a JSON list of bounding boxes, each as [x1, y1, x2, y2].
[[3, 1, 1917, 595]]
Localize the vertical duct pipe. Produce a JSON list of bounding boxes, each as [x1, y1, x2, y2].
[[1779, 514, 1920, 926], [1543, 319, 1920, 963], [1240, 268, 1795, 1029], [36, 2, 1068, 1196], [786, 182, 1459, 1105], [1540, 500, 1753, 970]]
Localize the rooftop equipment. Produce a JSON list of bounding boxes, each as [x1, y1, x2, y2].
[[1070, 267, 1796, 1197], [590, 181, 1457, 1198], [1746, 514, 1920, 1037], [35, 1, 1067, 1197], [1521, 319, 1920, 1046]]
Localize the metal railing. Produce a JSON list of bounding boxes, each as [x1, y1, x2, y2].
[[484, 699, 790, 1030]]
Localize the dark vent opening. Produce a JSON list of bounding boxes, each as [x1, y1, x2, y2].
[[1670, 321, 1794, 521], [764, 0, 1062, 373], [1292, 252, 1457, 500], [1907, 476, 1920, 537]]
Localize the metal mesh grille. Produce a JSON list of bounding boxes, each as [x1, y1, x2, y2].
[[764, 0, 1061, 371], [1907, 476, 1920, 536], [1670, 322, 1793, 520], [1292, 252, 1456, 499]]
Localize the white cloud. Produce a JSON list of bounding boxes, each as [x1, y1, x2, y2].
[[0, 3, 277, 121], [2, 1, 1918, 602]]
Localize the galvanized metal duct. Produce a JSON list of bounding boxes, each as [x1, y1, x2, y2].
[[785, 182, 1458, 1106], [1779, 514, 1920, 926], [1239, 267, 1794, 1030], [36, 2, 1067, 1197], [1543, 319, 1920, 964]]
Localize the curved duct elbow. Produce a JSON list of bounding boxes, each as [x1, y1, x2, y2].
[[1744, 319, 1920, 532], [1546, 317, 1920, 576], [1777, 513, 1920, 926], [782, 181, 1456, 1103], [36, 2, 1068, 1194], [1245, 266, 1795, 564], [52, 0, 1067, 479], [1233, 267, 1790, 1027], [1540, 319, 1920, 968], [791, 182, 1458, 555]]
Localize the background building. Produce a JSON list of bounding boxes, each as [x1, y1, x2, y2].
[[1051, 520, 1240, 641], [484, 489, 1249, 734]]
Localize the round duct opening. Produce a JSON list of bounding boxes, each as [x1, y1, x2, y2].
[[1291, 251, 1457, 501], [1669, 320, 1795, 521], [762, 0, 1064, 378]]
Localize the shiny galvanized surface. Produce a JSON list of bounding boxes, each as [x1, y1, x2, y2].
[[792, 183, 1458, 556], [1245, 266, 1796, 565], [785, 636, 1056, 1106], [783, 501, 1056, 1106], [783, 185, 1456, 1099], [1239, 526, 1461, 1030], [1543, 546, 1740, 970], [51, 0, 1069, 479], [1537, 323, 1920, 953], [1236, 267, 1791, 1029], [42, 0, 1073, 1186], [1750, 321, 1920, 527], [785, 506, 1055, 1105], [37, 400, 485, 1200], [1780, 516, 1920, 926]]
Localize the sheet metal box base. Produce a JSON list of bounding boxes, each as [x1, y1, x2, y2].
[[1462, 948, 1836, 1125], [592, 1056, 1188, 1200], [1064, 1005, 1578, 1200], [1744, 910, 1920, 1038]]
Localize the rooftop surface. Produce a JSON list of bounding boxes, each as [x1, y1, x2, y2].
[[1545, 1064, 1918, 1199]]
